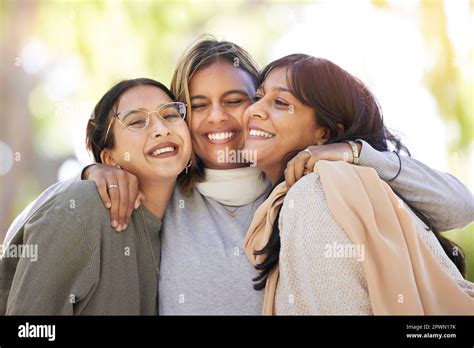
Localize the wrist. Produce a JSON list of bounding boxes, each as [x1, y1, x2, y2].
[[346, 140, 360, 164]]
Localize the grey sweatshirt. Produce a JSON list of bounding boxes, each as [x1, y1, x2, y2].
[[0, 181, 161, 315], [158, 185, 271, 315]]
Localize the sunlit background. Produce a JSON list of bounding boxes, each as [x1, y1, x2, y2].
[[1, 0, 473, 279]]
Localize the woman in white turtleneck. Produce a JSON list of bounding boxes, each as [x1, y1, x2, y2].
[[155, 42, 270, 314], [4, 39, 474, 315]]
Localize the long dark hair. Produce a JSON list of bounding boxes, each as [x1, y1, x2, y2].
[[253, 54, 466, 290], [86, 78, 175, 163]]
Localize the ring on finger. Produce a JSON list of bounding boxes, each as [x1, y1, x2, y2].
[[108, 184, 119, 189]]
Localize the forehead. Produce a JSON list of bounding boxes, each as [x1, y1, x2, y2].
[[261, 67, 288, 90], [116, 85, 172, 111], [189, 59, 255, 96]]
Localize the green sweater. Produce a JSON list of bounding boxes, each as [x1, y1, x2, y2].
[[0, 181, 161, 315]]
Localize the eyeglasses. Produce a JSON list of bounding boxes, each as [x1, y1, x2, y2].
[[104, 102, 186, 142]]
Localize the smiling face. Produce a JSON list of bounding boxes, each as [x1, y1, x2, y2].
[[242, 67, 324, 182], [101, 84, 192, 181], [189, 59, 256, 169]]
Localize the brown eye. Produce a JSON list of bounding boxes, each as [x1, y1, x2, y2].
[[163, 113, 180, 120], [275, 98, 289, 107], [191, 104, 207, 110], [223, 99, 244, 107], [129, 119, 147, 127]]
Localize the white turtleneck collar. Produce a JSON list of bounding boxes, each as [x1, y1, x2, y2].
[[196, 166, 270, 206]]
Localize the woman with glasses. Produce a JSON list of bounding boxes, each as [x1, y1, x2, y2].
[[0, 78, 192, 314]]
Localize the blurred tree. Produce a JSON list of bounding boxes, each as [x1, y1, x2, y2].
[[419, 0, 473, 153], [0, 0, 39, 239]]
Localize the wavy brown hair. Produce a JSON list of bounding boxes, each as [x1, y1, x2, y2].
[[252, 54, 466, 290]]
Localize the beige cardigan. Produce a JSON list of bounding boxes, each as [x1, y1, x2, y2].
[[244, 161, 474, 315]]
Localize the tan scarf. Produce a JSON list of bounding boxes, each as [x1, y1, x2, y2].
[[244, 160, 474, 315]]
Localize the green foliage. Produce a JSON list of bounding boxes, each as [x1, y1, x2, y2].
[[419, 0, 473, 153], [444, 225, 474, 281]]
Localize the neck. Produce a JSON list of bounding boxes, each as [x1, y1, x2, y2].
[[260, 163, 282, 186], [203, 161, 250, 170], [139, 176, 176, 220]]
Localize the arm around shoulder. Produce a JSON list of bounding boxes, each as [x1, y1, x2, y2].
[[357, 140, 474, 231]]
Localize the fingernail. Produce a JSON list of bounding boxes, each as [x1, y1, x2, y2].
[[115, 227, 122, 232], [111, 220, 118, 228], [122, 224, 127, 230], [105, 203, 111, 208], [134, 202, 140, 209]]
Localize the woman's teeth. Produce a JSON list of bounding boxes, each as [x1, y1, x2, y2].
[[152, 146, 175, 155], [249, 129, 275, 138], [207, 132, 234, 141]]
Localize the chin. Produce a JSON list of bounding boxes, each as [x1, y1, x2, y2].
[[155, 164, 187, 179], [243, 140, 265, 154], [208, 141, 242, 156]]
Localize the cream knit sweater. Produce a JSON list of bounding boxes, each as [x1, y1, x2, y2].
[[275, 173, 474, 315]]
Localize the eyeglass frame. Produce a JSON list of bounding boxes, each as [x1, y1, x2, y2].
[[103, 102, 187, 145]]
